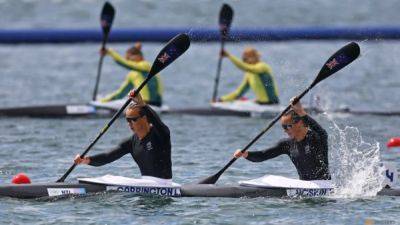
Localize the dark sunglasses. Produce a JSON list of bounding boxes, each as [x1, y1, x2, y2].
[[281, 114, 302, 130], [126, 115, 143, 123], [282, 120, 301, 130], [282, 123, 295, 130]]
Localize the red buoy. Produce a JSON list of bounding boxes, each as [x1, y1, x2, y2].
[[387, 137, 400, 148], [12, 173, 31, 184]]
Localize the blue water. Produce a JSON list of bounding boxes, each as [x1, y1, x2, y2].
[[0, 1, 400, 224]]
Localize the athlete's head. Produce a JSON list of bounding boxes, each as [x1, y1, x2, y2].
[[125, 102, 149, 134], [280, 110, 306, 139], [126, 42, 144, 62], [242, 47, 260, 64]]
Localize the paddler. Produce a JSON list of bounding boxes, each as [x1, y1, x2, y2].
[[74, 90, 172, 182], [99, 42, 164, 107], [217, 47, 279, 105], [233, 98, 330, 180]]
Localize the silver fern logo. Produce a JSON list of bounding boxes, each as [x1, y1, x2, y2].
[[146, 142, 153, 151]]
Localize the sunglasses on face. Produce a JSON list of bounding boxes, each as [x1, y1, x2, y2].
[[282, 120, 301, 130], [126, 115, 143, 123], [282, 123, 295, 130]]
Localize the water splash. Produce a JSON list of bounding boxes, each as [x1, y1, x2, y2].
[[326, 116, 384, 198]]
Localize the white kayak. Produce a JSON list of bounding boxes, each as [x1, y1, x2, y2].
[[210, 100, 285, 117]]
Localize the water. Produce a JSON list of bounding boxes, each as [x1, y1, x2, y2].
[[1, 0, 400, 224]]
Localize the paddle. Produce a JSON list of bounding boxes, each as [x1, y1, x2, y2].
[[92, 2, 115, 101], [198, 42, 361, 184], [211, 4, 234, 102], [57, 34, 191, 182]]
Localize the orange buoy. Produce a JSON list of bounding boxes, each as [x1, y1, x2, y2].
[[387, 137, 400, 148], [11, 173, 31, 184]]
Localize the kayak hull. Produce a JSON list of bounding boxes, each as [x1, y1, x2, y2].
[[180, 184, 287, 198]]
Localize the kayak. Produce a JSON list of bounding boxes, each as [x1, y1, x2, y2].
[[165, 100, 288, 118], [0, 104, 112, 118], [211, 101, 284, 113], [0, 174, 398, 199], [0, 101, 166, 118]]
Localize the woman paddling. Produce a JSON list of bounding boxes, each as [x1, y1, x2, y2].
[[234, 98, 330, 180], [75, 90, 172, 183], [99, 43, 164, 107], [217, 47, 279, 105]]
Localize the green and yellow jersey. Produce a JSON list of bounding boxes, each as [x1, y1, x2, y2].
[[220, 53, 279, 104], [100, 49, 163, 106]]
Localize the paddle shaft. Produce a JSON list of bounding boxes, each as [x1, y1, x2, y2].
[[92, 34, 109, 101], [210, 86, 312, 180], [57, 77, 150, 182], [211, 40, 225, 101]]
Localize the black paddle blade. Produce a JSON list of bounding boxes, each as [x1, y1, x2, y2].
[[197, 176, 218, 185], [101, 2, 115, 35], [197, 157, 237, 184], [197, 172, 221, 184], [311, 42, 360, 88], [219, 4, 234, 38], [148, 33, 191, 77]]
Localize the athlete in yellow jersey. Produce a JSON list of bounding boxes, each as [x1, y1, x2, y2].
[[218, 47, 279, 104], [100, 43, 163, 106]]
